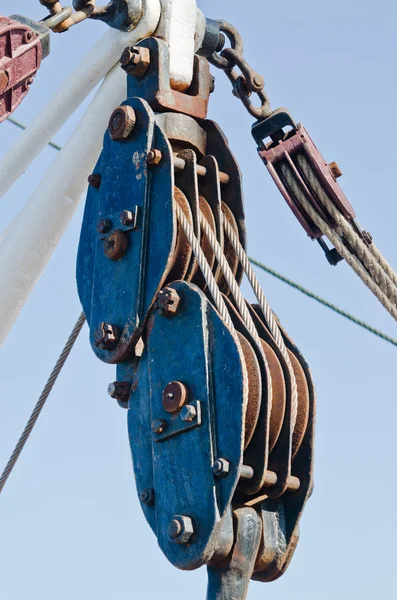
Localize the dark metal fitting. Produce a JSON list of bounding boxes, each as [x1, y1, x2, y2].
[[23, 30, 35, 44], [121, 45, 150, 77], [151, 419, 168, 434], [209, 75, 216, 94], [168, 516, 195, 544], [97, 218, 112, 234], [329, 161, 342, 179], [196, 18, 226, 58], [180, 405, 197, 423], [88, 174, 101, 189], [162, 381, 188, 414], [147, 149, 163, 166], [213, 459, 230, 479], [240, 465, 254, 481], [362, 230, 373, 246], [154, 288, 181, 318], [107, 381, 132, 402], [94, 322, 120, 351], [120, 210, 135, 226], [103, 230, 129, 261], [140, 488, 155, 506], [108, 105, 136, 141]]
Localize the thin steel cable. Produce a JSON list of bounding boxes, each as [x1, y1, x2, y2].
[[0, 313, 86, 494], [296, 154, 397, 307], [222, 216, 299, 427], [6, 117, 62, 151], [175, 204, 233, 331], [280, 162, 397, 321], [249, 258, 397, 348]]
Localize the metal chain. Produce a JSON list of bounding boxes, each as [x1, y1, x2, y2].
[[0, 313, 86, 494], [209, 21, 272, 120]]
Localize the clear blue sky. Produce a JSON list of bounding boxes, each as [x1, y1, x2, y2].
[[1, 1, 396, 598]]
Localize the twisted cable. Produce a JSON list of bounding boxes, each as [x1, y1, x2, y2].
[[0, 313, 86, 494]]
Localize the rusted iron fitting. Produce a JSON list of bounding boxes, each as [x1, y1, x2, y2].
[[154, 288, 181, 318], [108, 106, 136, 141], [121, 46, 150, 78], [94, 322, 119, 350]]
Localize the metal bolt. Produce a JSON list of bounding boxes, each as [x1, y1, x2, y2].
[[23, 77, 34, 92], [108, 106, 136, 142], [152, 419, 168, 434], [168, 516, 195, 544], [94, 322, 119, 351], [162, 381, 188, 414], [140, 488, 155, 506], [23, 30, 35, 44], [88, 174, 101, 189], [120, 210, 135, 226], [213, 458, 230, 479], [154, 288, 181, 318], [107, 381, 132, 403], [329, 161, 342, 179], [120, 46, 151, 78], [97, 218, 112, 234], [362, 230, 373, 246], [0, 70, 9, 95], [209, 75, 216, 94], [147, 149, 163, 166], [103, 230, 129, 261], [180, 404, 197, 423], [253, 75, 265, 91]]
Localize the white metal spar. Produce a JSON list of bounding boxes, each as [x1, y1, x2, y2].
[[0, 0, 201, 348]]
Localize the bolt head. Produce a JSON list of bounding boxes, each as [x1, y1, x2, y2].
[[103, 230, 129, 261], [168, 516, 194, 544], [154, 288, 181, 318], [140, 488, 155, 506], [253, 75, 265, 91], [209, 75, 216, 94], [23, 30, 35, 44], [88, 174, 101, 189], [152, 419, 168, 435], [97, 218, 112, 234], [109, 106, 136, 142], [120, 210, 135, 226], [180, 404, 197, 423], [162, 382, 188, 414], [107, 381, 132, 403], [213, 458, 230, 478], [147, 149, 163, 166], [121, 46, 151, 78], [329, 161, 342, 179]]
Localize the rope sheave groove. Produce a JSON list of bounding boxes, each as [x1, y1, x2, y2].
[[0, 313, 86, 494]]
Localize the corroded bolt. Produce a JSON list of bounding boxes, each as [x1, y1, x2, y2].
[[168, 516, 195, 544], [329, 161, 343, 179], [180, 405, 197, 423], [97, 218, 112, 234], [209, 75, 216, 94], [24, 77, 34, 92], [147, 149, 163, 166], [120, 46, 151, 78], [152, 419, 168, 434], [0, 70, 9, 95], [154, 288, 181, 318], [140, 488, 155, 506], [88, 174, 101, 189], [108, 106, 136, 142], [94, 322, 119, 351], [162, 381, 188, 414], [23, 30, 35, 44], [213, 458, 230, 479], [120, 210, 135, 226], [103, 230, 129, 261], [362, 230, 373, 246], [253, 75, 265, 91], [107, 381, 132, 403]]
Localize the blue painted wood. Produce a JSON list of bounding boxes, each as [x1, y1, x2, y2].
[[127, 282, 246, 570], [76, 97, 176, 364]]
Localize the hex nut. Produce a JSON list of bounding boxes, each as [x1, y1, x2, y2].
[[120, 210, 135, 226], [162, 381, 188, 414], [213, 458, 230, 479], [94, 322, 119, 351], [97, 218, 112, 234], [108, 106, 136, 142], [180, 405, 197, 423], [107, 381, 132, 403], [121, 46, 151, 78], [154, 288, 181, 318], [147, 149, 163, 166], [168, 516, 195, 544], [329, 161, 342, 179]]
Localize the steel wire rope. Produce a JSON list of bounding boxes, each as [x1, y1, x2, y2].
[[279, 163, 397, 321], [0, 313, 86, 494], [296, 154, 397, 306]]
